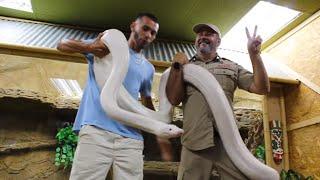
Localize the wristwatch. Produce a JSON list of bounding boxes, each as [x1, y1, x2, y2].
[[172, 62, 181, 70]]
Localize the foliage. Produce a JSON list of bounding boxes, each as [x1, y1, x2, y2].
[[280, 169, 313, 180], [255, 144, 265, 163], [55, 125, 78, 169]]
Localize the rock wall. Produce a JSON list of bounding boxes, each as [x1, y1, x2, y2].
[[0, 99, 73, 179]]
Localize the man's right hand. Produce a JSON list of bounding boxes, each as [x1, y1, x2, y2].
[[57, 32, 109, 58], [88, 33, 110, 58], [172, 52, 188, 65]]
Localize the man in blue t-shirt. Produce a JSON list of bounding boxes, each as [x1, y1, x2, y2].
[[57, 13, 174, 180]]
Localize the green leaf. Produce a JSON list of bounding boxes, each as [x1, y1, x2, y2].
[[255, 145, 266, 161], [67, 152, 72, 157], [55, 162, 61, 166], [56, 147, 61, 152], [280, 170, 287, 180], [62, 154, 67, 159], [66, 144, 71, 150]]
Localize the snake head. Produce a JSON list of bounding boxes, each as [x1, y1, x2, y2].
[[157, 124, 184, 138]]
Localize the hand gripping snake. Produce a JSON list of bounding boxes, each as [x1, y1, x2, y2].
[[97, 29, 279, 179]]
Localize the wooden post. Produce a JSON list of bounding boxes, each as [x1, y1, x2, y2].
[[263, 84, 289, 172], [263, 95, 272, 166], [280, 89, 290, 170]]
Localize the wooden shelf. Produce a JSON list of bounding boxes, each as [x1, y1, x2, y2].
[[143, 161, 218, 177]]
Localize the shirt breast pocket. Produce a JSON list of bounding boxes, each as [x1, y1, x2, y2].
[[212, 68, 237, 92]]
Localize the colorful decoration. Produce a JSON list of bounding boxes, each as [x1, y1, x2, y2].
[[270, 120, 284, 164]]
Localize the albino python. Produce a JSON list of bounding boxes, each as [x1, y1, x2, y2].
[[96, 29, 279, 179]]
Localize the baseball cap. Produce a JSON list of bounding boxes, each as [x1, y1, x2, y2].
[[193, 23, 221, 37]]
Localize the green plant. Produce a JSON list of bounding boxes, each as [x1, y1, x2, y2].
[[255, 145, 265, 163], [280, 169, 313, 180], [55, 125, 78, 169]]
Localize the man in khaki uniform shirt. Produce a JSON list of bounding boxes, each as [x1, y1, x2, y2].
[[166, 24, 270, 180]]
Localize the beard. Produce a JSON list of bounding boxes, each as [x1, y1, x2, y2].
[[197, 42, 214, 54], [134, 32, 149, 49]]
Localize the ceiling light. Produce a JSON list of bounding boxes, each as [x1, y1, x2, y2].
[[0, 0, 33, 12], [219, 1, 301, 53]]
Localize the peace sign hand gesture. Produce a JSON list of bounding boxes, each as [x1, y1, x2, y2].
[[246, 25, 262, 56]]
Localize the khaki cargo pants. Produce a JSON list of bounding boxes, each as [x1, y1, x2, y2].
[[178, 137, 248, 180], [69, 125, 144, 180]]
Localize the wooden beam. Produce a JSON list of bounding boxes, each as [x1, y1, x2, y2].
[[0, 42, 300, 85], [269, 77, 300, 85], [287, 116, 320, 131], [0, 42, 86, 63]]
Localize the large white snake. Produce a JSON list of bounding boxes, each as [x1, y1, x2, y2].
[[97, 29, 279, 179]]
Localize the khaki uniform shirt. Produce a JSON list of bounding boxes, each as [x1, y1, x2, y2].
[[182, 56, 254, 150]]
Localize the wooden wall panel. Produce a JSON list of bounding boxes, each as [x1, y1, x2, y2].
[[266, 11, 320, 177], [284, 84, 320, 126], [266, 12, 320, 88], [288, 124, 320, 179]]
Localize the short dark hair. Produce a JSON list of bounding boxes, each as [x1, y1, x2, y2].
[[136, 12, 159, 24]]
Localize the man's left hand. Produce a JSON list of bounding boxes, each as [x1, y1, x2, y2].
[[246, 25, 262, 56]]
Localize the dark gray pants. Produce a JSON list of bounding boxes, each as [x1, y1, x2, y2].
[[178, 137, 248, 180]]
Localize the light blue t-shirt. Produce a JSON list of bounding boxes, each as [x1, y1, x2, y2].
[[73, 45, 155, 141]]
